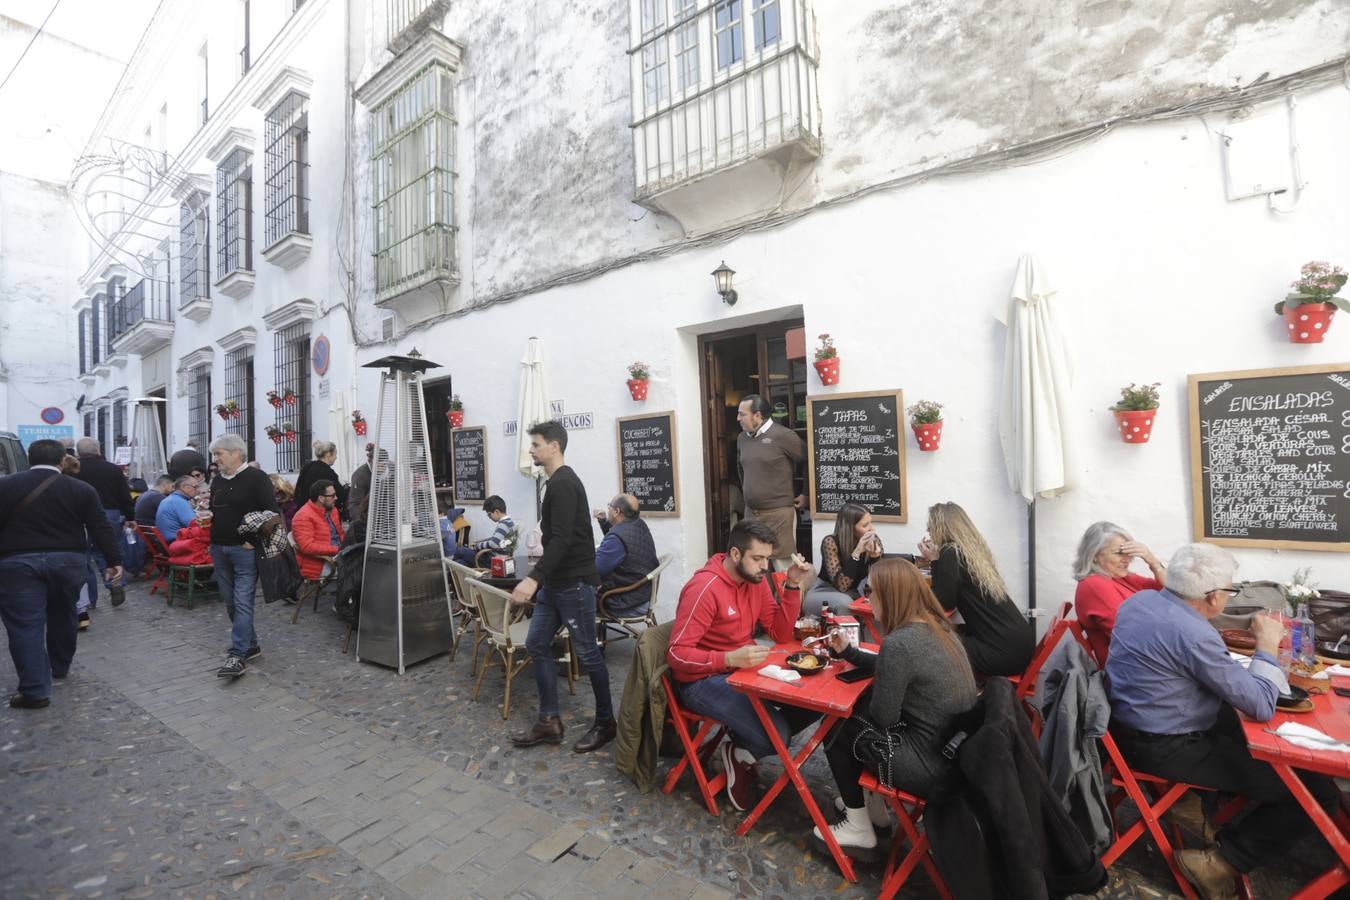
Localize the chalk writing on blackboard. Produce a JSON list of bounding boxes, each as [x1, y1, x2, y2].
[[616, 412, 679, 517], [807, 390, 907, 523], [451, 426, 487, 505]]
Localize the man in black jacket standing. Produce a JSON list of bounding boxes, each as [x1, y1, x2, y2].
[[207, 434, 280, 679], [74, 436, 135, 607], [0, 440, 122, 708], [510, 420, 615, 754]]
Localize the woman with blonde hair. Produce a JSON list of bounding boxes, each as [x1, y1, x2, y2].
[[294, 439, 347, 517], [917, 501, 1034, 677], [814, 558, 978, 855]]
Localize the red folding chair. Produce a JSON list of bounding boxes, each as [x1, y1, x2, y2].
[[660, 673, 727, 816], [858, 771, 951, 900], [135, 524, 171, 596]]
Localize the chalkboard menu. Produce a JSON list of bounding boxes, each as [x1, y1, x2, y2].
[[1188, 364, 1350, 552], [616, 411, 679, 516], [450, 426, 487, 505], [806, 390, 907, 523]]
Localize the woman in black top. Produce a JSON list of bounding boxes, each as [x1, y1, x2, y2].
[[819, 502, 883, 597], [917, 501, 1034, 677], [295, 440, 346, 518]]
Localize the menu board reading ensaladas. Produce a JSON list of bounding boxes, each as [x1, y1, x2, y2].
[[806, 390, 907, 523], [1189, 364, 1350, 551], [450, 426, 487, 505], [616, 411, 679, 516]]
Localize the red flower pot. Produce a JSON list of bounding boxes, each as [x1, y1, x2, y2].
[[353, 421, 367, 436], [912, 420, 943, 451], [447, 410, 464, 428], [268, 398, 283, 410], [1114, 409, 1157, 444], [285, 432, 297, 443], [813, 357, 840, 386], [627, 378, 649, 401], [284, 394, 297, 406], [269, 434, 282, 444], [217, 410, 231, 421], [1283, 303, 1336, 343]]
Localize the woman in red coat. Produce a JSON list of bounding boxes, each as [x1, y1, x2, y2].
[[291, 480, 345, 579], [1072, 521, 1166, 664], [167, 519, 213, 567]]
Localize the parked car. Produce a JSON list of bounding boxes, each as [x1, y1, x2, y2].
[[0, 431, 29, 477]]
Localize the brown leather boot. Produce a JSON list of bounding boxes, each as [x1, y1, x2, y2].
[[1174, 847, 1239, 900], [572, 719, 617, 754], [510, 715, 564, 747]]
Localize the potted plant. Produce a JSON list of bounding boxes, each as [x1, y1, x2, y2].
[[281, 422, 297, 442], [351, 410, 367, 436], [265, 424, 284, 444], [446, 394, 464, 428], [626, 361, 650, 401], [813, 333, 840, 386], [282, 387, 298, 406], [907, 400, 944, 451], [1275, 261, 1348, 343], [215, 400, 239, 421], [1111, 382, 1160, 444], [266, 390, 284, 410]]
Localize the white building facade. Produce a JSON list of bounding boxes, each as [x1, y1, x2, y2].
[[65, 0, 1350, 614]]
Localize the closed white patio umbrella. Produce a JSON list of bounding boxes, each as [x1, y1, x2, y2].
[[516, 337, 551, 514], [328, 388, 352, 484], [998, 254, 1073, 611]]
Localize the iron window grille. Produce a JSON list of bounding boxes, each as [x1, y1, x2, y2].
[[263, 91, 310, 247], [90, 295, 103, 365], [224, 349, 256, 463], [84, 412, 94, 440], [188, 365, 212, 450], [371, 61, 457, 300], [97, 407, 108, 451], [113, 400, 127, 448], [216, 148, 254, 278], [78, 309, 88, 375], [106, 282, 126, 352], [272, 322, 311, 472], [179, 195, 210, 305]]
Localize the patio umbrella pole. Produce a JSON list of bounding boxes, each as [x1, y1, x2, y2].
[[1027, 499, 1037, 616]]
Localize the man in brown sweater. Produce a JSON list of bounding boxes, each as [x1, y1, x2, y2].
[[735, 394, 805, 560]]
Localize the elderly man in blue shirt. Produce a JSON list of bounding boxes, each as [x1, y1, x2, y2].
[[1106, 543, 1339, 899]]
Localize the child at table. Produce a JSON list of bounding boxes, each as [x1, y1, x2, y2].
[[817, 558, 977, 854]]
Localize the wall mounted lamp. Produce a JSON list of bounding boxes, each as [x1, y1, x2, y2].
[[711, 261, 738, 306]]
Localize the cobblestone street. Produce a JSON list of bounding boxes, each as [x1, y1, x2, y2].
[[1, 578, 1336, 898]]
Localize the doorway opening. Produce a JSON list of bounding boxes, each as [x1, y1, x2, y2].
[[145, 386, 168, 451], [698, 318, 810, 560], [422, 376, 454, 501]]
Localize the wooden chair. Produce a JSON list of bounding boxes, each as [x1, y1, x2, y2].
[[598, 554, 672, 648], [469, 579, 574, 720], [134, 524, 171, 596], [291, 565, 337, 625], [858, 771, 951, 900], [167, 560, 217, 609], [660, 672, 727, 816], [446, 559, 487, 670]]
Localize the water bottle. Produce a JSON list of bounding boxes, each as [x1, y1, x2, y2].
[[1277, 616, 1293, 676], [1297, 603, 1317, 666]]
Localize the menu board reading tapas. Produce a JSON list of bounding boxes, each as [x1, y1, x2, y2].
[[616, 411, 679, 516], [1189, 364, 1350, 551], [807, 390, 907, 523], [450, 426, 487, 505]]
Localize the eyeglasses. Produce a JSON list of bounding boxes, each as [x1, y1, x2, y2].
[[322, 493, 337, 499], [1210, 587, 1241, 597]]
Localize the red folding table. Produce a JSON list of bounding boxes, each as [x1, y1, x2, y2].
[[1240, 680, 1350, 899], [847, 598, 882, 643], [727, 642, 874, 882]]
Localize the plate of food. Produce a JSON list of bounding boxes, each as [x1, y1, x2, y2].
[[1277, 685, 1314, 713], [1221, 629, 1256, 652], [784, 650, 829, 676]]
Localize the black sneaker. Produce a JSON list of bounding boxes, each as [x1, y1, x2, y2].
[[78, 612, 90, 631], [216, 656, 246, 678], [110, 586, 126, 607], [243, 646, 262, 662]]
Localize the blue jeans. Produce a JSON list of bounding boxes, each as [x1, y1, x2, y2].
[[0, 551, 86, 700], [677, 672, 820, 759], [86, 509, 127, 602], [210, 545, 259, 658], [524, 581, 613, 723]]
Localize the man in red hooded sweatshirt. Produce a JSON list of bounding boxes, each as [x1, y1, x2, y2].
[[667, 518, 817, 811]]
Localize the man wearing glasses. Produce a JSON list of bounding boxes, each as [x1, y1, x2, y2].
[[292, 480, 345, 582], [1105, 543, 1338, 898]]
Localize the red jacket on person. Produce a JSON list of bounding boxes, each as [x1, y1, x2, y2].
[[291, 500, 344, 579], [167, 522, 212, 567], [666, 554, 800, 683]]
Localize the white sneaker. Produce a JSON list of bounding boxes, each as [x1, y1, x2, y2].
[[835, 792, 892, 829], [813, 807, 877, 851]]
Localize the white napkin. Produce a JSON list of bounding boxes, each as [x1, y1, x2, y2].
[[759, 664, 802, 684], [1325, 664, 1350, 677], [1274, 722, 1350, 753]]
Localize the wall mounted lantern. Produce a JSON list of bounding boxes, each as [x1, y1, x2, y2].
[[712, 261, 738, 306]]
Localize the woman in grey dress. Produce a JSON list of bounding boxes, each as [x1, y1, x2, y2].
[[815, 558, 978, 855]]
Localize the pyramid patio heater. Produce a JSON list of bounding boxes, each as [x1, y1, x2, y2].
[[357, 350, 455, 673], [127, 398, 168, 484]]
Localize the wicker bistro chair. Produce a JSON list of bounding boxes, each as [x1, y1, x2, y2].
[[446, 559, 488, 670], [468, 579, 575, 720], [597, 553, 672, 648]]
